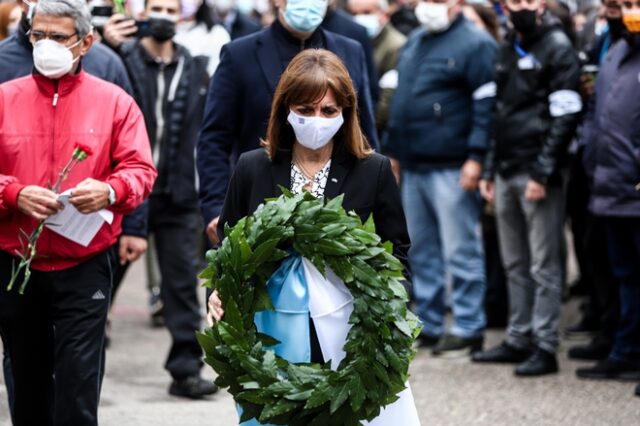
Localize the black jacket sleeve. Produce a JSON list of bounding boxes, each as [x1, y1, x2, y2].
[[120, 201, 149, 238], [530, 32, 582, 184], [373, 156, 412, 285]]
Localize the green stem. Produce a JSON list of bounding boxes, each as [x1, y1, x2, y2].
[[7, 153, 84, 293]]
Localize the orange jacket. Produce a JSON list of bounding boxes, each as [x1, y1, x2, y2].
[[0, 71, 157, 271]]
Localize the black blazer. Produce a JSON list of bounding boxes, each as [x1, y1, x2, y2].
[[217, 146, 411, 278]]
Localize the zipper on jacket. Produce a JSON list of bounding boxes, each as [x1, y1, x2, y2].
[[52, 80, 59, 107], [48, 79, 59, 268]]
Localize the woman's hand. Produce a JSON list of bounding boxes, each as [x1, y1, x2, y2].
[[206, 290, 225, 326]]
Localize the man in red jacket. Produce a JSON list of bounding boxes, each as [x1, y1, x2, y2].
[[0, 1, 156, 425]]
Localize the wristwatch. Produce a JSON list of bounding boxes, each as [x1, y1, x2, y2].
[[107, 184, 116, 206]]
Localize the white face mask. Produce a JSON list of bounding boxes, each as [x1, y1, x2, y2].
[[354, 14, 382, 39], [207, 0, 235, 14], [33, 38, 82, 79], [287, 110, 344, 151], [415, 1, 455, 33]]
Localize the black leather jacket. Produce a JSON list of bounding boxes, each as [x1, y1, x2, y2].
[[484, 22, 582, 185]]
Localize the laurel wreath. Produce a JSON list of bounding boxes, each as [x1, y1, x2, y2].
[[197, 189, 421, 426]]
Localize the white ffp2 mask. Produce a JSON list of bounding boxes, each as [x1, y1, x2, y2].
[[287, 110, 344, 151], [415, 1, 453, 33], [33, 38, 82, 79]]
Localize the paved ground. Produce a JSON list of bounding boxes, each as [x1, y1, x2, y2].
[[1, 258, 639, 425]]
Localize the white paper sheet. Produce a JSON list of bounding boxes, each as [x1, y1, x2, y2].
[[44, 189, 114, 247]]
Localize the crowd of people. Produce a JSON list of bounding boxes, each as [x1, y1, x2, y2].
[[0, 0, 639, 424]]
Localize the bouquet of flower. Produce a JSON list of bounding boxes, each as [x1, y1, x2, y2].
[[7, 143, 93, 294]]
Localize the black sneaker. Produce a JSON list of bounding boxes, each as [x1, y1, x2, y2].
[[472, 342, 532, 364], [635, 383, 640, 397], [416, 335, 440, 348], [576, 359, 640, 381], [515, 348, 558, 377], [169, 375, 219, 399], [568, 339, 612, 361], [432, 334, 483, 358]]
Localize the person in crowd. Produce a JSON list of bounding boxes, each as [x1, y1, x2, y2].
[[322, 0, 378, 102], [474, 0, 582, 376], [0, 0, 132, 88], [0, 1, 21, 40], [197, 0, 378, 247], [101, 0, 218, 399], [0, 2, 156, 425], [0, 0, 148, 421], [348, 0, 406, 135], [565, 0, 622, 361], [195, 0, 262, 38], [389, 0, 420, 34], [463, 0, 502, 40], [462, 0, 508, 330], [574, 0, 640, 390], [207, 48, 418, 424], [173, 0, 262, 74], [383, 0, 497, 356], [548, 0, 577, 42]]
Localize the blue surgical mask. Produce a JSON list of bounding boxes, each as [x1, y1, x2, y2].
[[282, 0, 327, 33]]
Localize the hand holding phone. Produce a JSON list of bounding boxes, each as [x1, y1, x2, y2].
[[102, 13, 138, 48]]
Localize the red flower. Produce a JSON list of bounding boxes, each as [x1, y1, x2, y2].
[[74, 143, 93, 157]]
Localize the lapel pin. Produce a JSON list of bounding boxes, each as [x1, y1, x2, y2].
[[331, 178, 338, 183]]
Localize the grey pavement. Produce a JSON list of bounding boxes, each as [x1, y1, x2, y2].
[[1, 258, 639, 426]]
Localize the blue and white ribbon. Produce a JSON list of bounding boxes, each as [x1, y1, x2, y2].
[[240, 254, 420, 426]]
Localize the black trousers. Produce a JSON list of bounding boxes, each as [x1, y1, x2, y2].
[[482, 207, 508, 328], [148, 195, 203, 379], [0, 248, 113, 426], [585, 215, 619, 342]]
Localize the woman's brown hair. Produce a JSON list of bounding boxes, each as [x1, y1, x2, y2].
[[262, 49, 373, 160], [0, 3, 19, 41]]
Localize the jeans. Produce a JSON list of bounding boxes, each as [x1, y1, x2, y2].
[[495, 174, 564, 353], [605, 217, 640, 366], [402, 169, 486, 338]]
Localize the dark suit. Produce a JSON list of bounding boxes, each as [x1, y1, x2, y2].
[[197, 20, 378, 225], [322, 8, 378, 103], [218, 146, 410, 275]]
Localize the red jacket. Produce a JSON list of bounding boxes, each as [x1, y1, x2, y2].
[[0, 71, 157, 271]]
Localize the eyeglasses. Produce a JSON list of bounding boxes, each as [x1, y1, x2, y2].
[[28, 30, 78, 44]]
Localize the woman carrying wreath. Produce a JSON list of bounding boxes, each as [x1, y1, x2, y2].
[[206, 48, 420, 425]]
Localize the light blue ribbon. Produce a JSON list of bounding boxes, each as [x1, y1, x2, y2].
[[239, 254, 311, 426]]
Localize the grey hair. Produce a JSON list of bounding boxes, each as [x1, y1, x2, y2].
[[33, 0, 93, 38]]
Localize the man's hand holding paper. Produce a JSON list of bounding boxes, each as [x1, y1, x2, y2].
[[69, 178, 111, 213], [45, 185, 114, 247]]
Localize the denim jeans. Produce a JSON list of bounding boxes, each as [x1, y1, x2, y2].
[[605, 217, 640, 366], [402, 169, 486, 338], [495, 174, 564, 353]]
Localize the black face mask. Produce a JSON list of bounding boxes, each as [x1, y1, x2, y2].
[[607, 17, 625, 40], [509, 9, 538, 35], [149, 17, 176, 42]]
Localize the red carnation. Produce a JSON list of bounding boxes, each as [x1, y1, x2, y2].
[[74, 143, 93, 157]]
